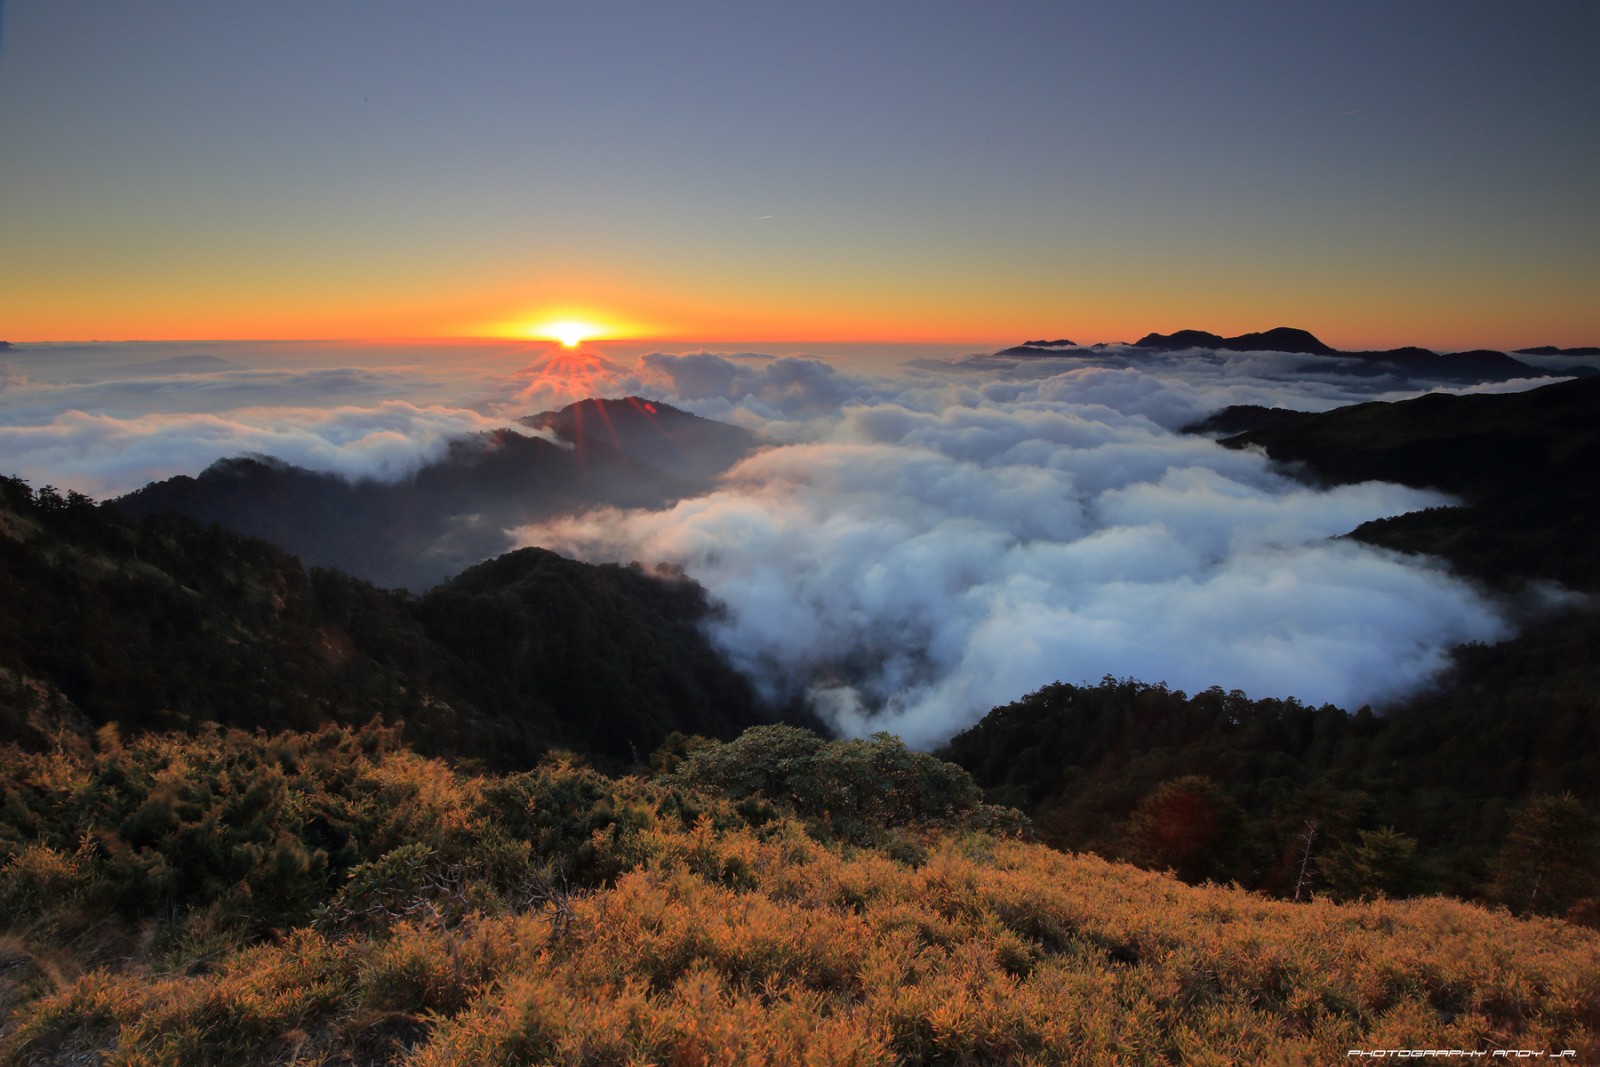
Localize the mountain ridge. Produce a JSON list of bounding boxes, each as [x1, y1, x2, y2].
[[996, 326, 1559, 383], [115, 400, 757, 591], [519, 395, 761, 484], [1219, 374, 1600, 589], [1134, 325, 1336, 355]]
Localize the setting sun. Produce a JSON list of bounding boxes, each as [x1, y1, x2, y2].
[[535, 320, 602, 347]]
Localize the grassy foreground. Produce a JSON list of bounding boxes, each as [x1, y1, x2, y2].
[[2, 726, 1597, 1064]]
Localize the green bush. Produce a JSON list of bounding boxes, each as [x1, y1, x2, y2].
[[672, 726, 1011, 846]]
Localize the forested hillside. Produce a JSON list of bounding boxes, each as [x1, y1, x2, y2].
[[1223, 374, 1600, 589], [939, 674, 1600, 915], [0, 475, 776, 769]]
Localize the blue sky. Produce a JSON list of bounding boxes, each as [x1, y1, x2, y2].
[[2, 1, 1596, 347]]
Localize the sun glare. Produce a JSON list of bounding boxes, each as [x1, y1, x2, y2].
[[536, 320, 601, 347]]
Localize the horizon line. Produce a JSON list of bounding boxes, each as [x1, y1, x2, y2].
[[3, 332, 1590, 355]]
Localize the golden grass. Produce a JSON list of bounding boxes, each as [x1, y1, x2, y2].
[[8, 815, 1597, 1065]]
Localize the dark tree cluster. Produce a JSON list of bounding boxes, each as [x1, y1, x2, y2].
[[0, 474, 774, 770], [938, 675, 1600, 920]]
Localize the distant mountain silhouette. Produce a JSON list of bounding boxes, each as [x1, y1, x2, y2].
[[1334, 346, 1542, 381], [987, 325, 1545, 382], [1134, 326, 1337, 355], [1514, 345, 1600, 357], [993, 339, 1082, 356], [994, 344, 1069, 356], [117, 401, 758, 591], [521, 396, 761, 484]]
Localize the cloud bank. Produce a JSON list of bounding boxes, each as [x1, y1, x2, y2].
[[0, 346, 546, 496], [2, 340, 1542, 743], [0, 401, 525, 498], [516, 350, 1514, 745], [1, 340, 1558, 497]]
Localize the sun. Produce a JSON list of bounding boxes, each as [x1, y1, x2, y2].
[[538, 320, 601, 347], [488, 311, 634, 346]]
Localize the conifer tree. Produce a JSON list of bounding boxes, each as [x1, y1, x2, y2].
[[1492, 792, 1600, 917]]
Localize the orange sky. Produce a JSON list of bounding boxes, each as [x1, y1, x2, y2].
[[2, 5, 1595, 354], [7, 265, 1592, 354]]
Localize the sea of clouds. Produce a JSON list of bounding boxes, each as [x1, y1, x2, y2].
[[1, 339, 1559, 742], [0, 345, 546, 496], [517, 348, 1534, 744]]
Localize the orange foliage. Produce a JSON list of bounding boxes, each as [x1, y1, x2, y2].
[[3, 732, 1598, 1064]]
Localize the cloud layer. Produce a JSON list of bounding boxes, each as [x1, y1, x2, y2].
[[2, 340, 1541, 743], [517, 350, 1515, 745], [0, 346, 539, 495], [0, 400, 523, 497]]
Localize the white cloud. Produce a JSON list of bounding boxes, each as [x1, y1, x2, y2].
[[0, 402, 533, 498], [1, 339, 1552, 743], [515, 350, 1516, 745]]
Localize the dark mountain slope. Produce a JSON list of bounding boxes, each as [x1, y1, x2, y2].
[[414, 549, 766, 760], [1181, 404, 1317, 437], [115, 403, 759, 592], [1220, 375, 1599, 495], [521, 396, 761, 485], [0, 475, 772, 767], [1220, 374, 1600, 589], [115, 427, 693, 591]]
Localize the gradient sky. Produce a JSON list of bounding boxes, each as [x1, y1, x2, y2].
[[1, 1, 1596, 349]]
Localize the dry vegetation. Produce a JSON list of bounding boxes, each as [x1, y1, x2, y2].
[[2, 726, 1597, 1064]]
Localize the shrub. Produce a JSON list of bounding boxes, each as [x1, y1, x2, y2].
[[671, 727, 1006, 846]]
